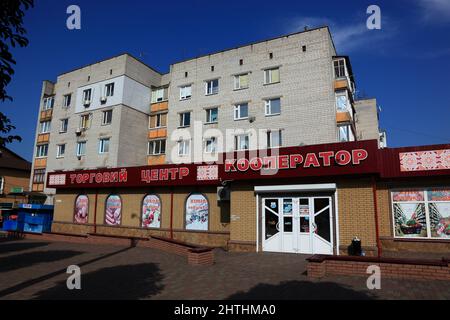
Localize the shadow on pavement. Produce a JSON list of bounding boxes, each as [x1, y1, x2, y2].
[[227, 280, 374, 300], [0, 250, 84, 273], [0, 241, 50, 255], [33, 263, 164, 300]]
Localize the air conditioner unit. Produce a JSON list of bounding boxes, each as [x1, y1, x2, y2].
[[100, 96, 107, 103], [83, 100, 91, 106], [75, 128, 82, 136], [217, 186, 230, 202], [248, 116, 256, 123]]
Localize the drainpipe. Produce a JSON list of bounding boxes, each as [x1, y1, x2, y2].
[[371, 176, 382, 258], [170, 188, 174, 239], [93, 189, 98, 234]]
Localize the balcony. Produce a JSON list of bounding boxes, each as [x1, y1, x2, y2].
[[336, 111, 353, 124], [150, 101, 168, 113], [34, 158, 47, 168], [37, 133, 50, 143], [147, 155, 166, 166], [40, 109, 53, 121], [148, 128, 167, 139]]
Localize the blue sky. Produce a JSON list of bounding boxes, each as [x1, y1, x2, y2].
[[3, 0, 450, 160]]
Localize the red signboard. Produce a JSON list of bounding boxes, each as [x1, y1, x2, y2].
[[46, 140, 450, 189]]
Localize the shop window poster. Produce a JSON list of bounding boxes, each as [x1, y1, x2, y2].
[[429, 202, 450, 238], [185, 194, 208, 231], [392, 191, 424, 202], [393, 203, 427, 237], [74, 195, 88, 224], [105, 195, 122, 226], [142, 195, 161, 228]]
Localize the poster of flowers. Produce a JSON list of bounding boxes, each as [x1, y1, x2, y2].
[[142, 195, 161, 228], [74, 195, 88, 224], [393, 203, 427, 237], [105, 195, 121, 226], [185, 194, 208, 231], [429, 202, 450, 238]]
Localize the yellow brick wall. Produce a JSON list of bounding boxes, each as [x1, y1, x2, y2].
[[337, 179, 377, 248], [229, 184, 257, 243]]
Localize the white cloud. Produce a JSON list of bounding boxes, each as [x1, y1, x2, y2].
[[286, 16, 395, 54], [416, 0, 450, 22]]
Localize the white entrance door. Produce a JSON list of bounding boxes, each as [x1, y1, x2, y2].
[[262, 196, 334, 255]]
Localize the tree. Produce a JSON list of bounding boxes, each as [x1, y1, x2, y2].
[[0, 0, 34, 147]]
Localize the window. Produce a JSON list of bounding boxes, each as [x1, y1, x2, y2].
[[206, 108, 218, 123], [336, 92, 349, 112], [149, 113, 167, 129], [178, 140, 190, 156], [204, 137, 217, 153], [267, 130, 282, 148], [205, 79, 219, 95], [148, 139, 166, 155], [234, 73, 249, 90], [33, 169, 46, 183], [98, 138, 110, 154], [60, 118, 68, 133], [234, 103, 248, 120], [392, 189, 450, 239], [80, 114, 91, 129], [179, 112, 191, 127], [269, 52, 273, 59], [56, 144, 66, 158], [234, 134, 249, 151], [39, 121, 51, 134], [142, 194, 161, 228], [43, 96, 54, 110], [82, 89, 92, 103], [105, 194, 122, 226], [76, 141, 86, 157], [105, 83, 114, 97], [63, 94, 71, 107], [185, 193, 209, 231], [102, 110, 113, 125], [334, 59, 346, 78], [36, 144, 48, 158], [239, 59, 243, 65], [338, 125, 355, 142], [211, 66, 214, 72], [151, 87, 168, 103], [264, 67, 280, 84], [265, 98, 281, 116], [74, 195, 89, 224], [180, 85, 192, 100]]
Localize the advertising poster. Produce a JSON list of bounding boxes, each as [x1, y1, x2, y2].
[[105, 195, 122, 226], [74, 195, 88, 224], [393, 203, 427, 237], [185, 194, 208, 231], [392, 191, 424, 202], [429, 202, 450, 238], [142, 195, 161, 228]]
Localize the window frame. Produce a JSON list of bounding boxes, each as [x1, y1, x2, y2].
[[39, 120, 51, 134], [205, 107, 218, 124], [60, 118, 69, 133], [42, 96, 54, 110], [205, 79, 219, 96], [56, 144, 66, 158], [80, 113, 91, 129], [179, 85, 192, 101], [148, 139, 166, 156], [267, 130, 282, 148], [151, 87, 168, 103], [334, 59, 347, 79], [76, 141, 87, 157], [105, 82, 114, 97], [98, 138, 110, 154], [234, 73, 249, 90], [82, 89, 92, 102], [204, 137, 217, 154], [179, 112, 191, 128], [234, 134, 250, 151], [234, 103, 249, 121], [102, 110, 113, 125], [63, 94, 72, 108], [178, 140, 190, 156], [36, 144, 49, 158], [264, 98, 281, 116], [264, 67, 280, 85], [33, 169, 46, 184]]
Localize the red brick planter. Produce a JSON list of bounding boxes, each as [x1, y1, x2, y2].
[[307, 255, 450, 281], [187, 248, 214, 266]]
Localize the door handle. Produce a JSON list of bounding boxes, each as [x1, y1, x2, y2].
[[312, 222, 317, 233], [276, 222, 280, 232]]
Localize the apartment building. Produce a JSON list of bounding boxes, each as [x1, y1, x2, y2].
[[30, 55, 163, 202], [31, 26, 380, 203]]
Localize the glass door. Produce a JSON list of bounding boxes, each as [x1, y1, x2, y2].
[[262, 198, 282, 252], [311, 197, 333, 254]]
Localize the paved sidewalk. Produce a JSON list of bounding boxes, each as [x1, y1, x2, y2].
[[0, 239, 449, 300]]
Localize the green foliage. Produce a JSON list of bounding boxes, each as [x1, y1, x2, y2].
[[0, 0, 34, 146]]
